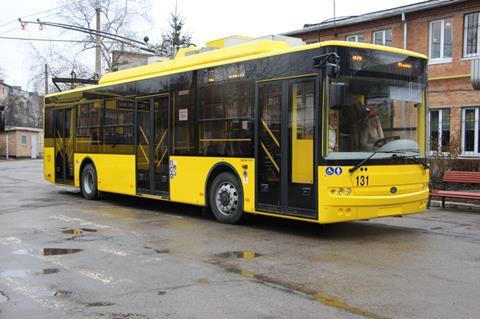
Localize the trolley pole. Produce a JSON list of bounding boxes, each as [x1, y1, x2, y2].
[[95, 0, 101, 77]]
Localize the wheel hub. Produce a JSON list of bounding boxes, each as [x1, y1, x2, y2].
[[215, 182, 238, 216], [83, 171, 94, 194]]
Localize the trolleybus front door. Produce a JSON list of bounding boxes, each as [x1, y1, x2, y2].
[[256, 78, 317, 218], [53, 107, 74, 184], [136, 95, 170, 196]]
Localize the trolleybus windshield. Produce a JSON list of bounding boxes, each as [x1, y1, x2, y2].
[[326, 48, 427, 161]]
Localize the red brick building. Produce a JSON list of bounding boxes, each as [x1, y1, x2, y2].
[[285, 0, 480, 157]]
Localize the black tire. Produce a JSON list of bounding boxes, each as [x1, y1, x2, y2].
[[209, 172, 244, 224], [81, 163, 99, 200]]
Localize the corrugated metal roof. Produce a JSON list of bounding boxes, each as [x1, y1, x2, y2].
[[284, 0, 467, 36]]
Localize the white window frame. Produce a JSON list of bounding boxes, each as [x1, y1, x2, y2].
[[372, 29, 392, 46], [463, 12, 480, 58], [21, 135, 27, 145], [428, 18, 453, 64], [461, 107, 479, 156], [429, 108, 451, 155], [345, 34, 363, 43]]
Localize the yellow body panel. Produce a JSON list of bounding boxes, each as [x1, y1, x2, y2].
[[317, 165, 429, 223], [169, 156, 255, 212], [74, 153, 136, 196], [291, 84, 314, 184], [43, 147, 55, 183]]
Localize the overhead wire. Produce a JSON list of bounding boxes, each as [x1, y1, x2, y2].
[[0, 0, 83, 33]]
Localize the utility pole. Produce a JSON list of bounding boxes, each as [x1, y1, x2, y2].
[[95, 0, 101, 77], [44, 64, 48, 95]]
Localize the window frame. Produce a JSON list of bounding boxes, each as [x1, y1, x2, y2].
[[197, 77, 254, 157], [428, 17, 453, 64], [461, 107, 480, 156], [21, 135, 27, 145], [429, 108, 451, 155], [463, 11, 480, 58], [345, 34, 364, 43], [372, 29, 392, 46]]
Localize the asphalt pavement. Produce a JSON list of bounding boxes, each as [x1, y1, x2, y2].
[[0, 159, 479, 319]]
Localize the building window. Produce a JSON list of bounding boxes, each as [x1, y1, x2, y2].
[[372, 29, 392, 46], [21, 135, 27, 145], [464, 12, 480, 58], [461, 107, 480, 155], [345, 34, 364, 43], [430, 109, 450, 154], [429, 18, 453, 63]]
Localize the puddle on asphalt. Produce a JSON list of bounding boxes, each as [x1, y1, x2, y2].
[[43, 248, 82, 256], [62, 228, 97, 235], [54, 290, 72, 297], [154, 249, 170, 254], [63, 229, 83, 235], [196, 278, 209, 284], [41, 268, 60, 275], [214, 250, 261, 259], [86, 301, 115, 307], [207, 257, 386, 319], [108, 313, 149, 319]]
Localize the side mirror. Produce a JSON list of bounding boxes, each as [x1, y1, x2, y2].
[[330, 82, 346, 109], [326, 63, 340, 78]]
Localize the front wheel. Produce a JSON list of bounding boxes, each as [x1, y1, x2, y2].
[[209, 172, 244, 224], [81, 164, 99, 200]]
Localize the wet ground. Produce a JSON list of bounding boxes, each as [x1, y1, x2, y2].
[[0, 159, 479, 319]]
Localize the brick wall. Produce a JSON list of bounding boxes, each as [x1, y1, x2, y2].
[[291, 0, 480, 156], [0, 130, 42, 158]]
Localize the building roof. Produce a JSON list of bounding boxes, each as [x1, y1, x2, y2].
[[284, 0, 467, 36], [0, 80, 12, 89]]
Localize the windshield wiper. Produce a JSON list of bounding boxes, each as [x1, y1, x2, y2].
[[389, 153, 430, 170], [348, 151, 414, 174], [349, 150, 391, 174], [349, 151, 429, 174]]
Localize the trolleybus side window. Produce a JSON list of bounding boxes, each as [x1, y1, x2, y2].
[[198, 79, 254, 157], [172, 88, 195, 155]]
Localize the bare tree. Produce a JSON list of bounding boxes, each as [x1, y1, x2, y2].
[[157, 5, 192, 58], [28, 0, 151, 93], [29, 44, 92, 93], [0, 67, 5, 80], [55, 0, 152, 71]]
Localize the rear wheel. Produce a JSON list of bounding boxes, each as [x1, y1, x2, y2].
[[81, 164, 99, 200], [209, 172, 244, 224]]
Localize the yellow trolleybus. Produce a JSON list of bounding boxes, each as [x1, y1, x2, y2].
[[43, 36, 430, 224]]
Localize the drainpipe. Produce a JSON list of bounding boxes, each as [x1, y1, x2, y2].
[[402, 13, 407, 50]]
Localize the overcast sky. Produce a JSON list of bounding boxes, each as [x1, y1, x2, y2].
[[0, 0, 423, 91]]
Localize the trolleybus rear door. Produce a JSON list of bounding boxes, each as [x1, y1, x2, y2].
[[53, 107, 74, 184], [136, 95, 170, 196], [256, 78, 317, 218]]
